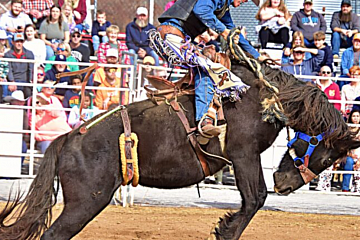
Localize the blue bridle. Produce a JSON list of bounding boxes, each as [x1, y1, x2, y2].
[[287, 132, 325, 166]]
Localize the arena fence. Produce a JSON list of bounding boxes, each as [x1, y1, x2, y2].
[[0, 59, 359, 195]]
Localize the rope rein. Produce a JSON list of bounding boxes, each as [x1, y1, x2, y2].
[[228, 27, 288, 126]]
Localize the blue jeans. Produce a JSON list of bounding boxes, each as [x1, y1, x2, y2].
[[194, 68, 214, 121], [128, 49, 160, 66], [36, 140, 52, 154], [342, 156, 354, 191], [92, 35, 109, 51], [45, 45, 55, 60], [304, 38, 315, 48], [332, 32, 353, 56]]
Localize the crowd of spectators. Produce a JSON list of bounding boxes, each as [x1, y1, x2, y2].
[[0, 0, 359, 189]]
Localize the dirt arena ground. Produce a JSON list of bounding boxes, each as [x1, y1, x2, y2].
[[38, 205, 358, 240]]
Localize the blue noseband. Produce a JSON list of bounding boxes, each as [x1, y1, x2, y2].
[[287, 132, 325, 165]]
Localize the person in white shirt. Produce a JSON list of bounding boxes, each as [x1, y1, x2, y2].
[[0, 0, 32, 40], [23, 24, 47, 63]]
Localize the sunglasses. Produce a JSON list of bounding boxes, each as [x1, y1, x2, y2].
[[57, 47, 66, 51], [294, 51, 304, 54], [321, 71, 331, 74], [106, 68, 117, 73], [72, 34, 81, 38], [37, 72, 44, 76]]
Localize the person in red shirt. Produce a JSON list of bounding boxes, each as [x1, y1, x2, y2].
[[317, 65, 341, 111]]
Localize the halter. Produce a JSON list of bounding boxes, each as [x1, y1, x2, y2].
[[287, 132, 325, 184]]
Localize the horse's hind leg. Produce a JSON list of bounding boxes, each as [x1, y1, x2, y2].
[[41, 151, 122, 240]]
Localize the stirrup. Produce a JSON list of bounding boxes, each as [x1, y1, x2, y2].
[[197, 114, 222, 145]]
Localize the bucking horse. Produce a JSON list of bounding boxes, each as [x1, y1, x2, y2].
[[0, 30, 359, 240]]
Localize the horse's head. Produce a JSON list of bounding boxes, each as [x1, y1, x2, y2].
[[273, 131, 360, 195]]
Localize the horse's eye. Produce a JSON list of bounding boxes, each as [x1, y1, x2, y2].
[[323, 158, 332, 167]]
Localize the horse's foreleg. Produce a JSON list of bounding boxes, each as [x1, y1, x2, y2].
[[215, 153, 267, 240]]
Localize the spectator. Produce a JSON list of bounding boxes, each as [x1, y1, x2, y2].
[[317, 65, 341, 111], [0, 30, 10, 57], [94, 66, 121, 110], [281, 45, 324, 82], [339, 33, 360, 89], [33, 66, 45, 93], [45, 41, 79, 72], [255, 0, 291, 49], [58, 0, 87, 25], [23, 0, 54, 29], [62, 74, 82, 109], [44, 54, 71, 99], [97, 25, 130, 64], [313, 31, 333, 73], [331, 0, 360, 59], [30, 80, 71, 153], [342, 109, 360, 192], [94, 48, 119, 87], [61, 2, 76, 33], [5, 33, 34, 98], [39, 5, 70, 60], [164, 0, 177, 11], [91, 10, 111, 53], [341, 65, 360, 116], [4, 90, 29, 164], [125, 7, 159, 65], [0, 0, 32, 41], [69, 27, 90, 70], [290, 0, 327, 47], [23, 24, 47, 63], [282, 31, 309, 64], [0, 43, 9, 103], [68, 90, 100, 128]]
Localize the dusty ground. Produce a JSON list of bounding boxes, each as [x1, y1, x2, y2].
[[1, 203, 359, 240], [41, 205, 359, 240]]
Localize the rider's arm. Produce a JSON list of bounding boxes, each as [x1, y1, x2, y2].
[[238, 33, 260, 59], [193, 0, 231, 35]]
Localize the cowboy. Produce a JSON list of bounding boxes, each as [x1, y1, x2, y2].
[[157, 0, 265, 138]]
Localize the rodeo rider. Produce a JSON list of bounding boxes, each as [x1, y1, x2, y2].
[[157, 0, 265, 139]]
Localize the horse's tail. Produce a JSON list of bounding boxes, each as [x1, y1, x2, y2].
[[0, 134, 68, 240]]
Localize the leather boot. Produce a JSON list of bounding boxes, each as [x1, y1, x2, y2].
[[200, 119, 222, 137]]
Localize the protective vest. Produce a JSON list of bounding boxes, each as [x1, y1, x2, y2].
[[158, 0, 229, 39]]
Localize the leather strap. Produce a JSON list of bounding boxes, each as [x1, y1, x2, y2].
[[170, 100, 210, 177], [55, 63, 98, 124], [120, 108, 134, 180]]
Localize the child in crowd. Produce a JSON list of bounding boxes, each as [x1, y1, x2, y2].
[[0, 42, 9, 102], [62, 74, 82, 109], [282, 31, 311, 64], [68, 90, 100, 128], [91, 10, 111, 53], [62, 3, 76, 33], [313, 31, 333, 73], [97, 25, 130, 64]]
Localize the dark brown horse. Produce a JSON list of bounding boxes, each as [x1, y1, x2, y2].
[[0, 61, 359, 240]]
